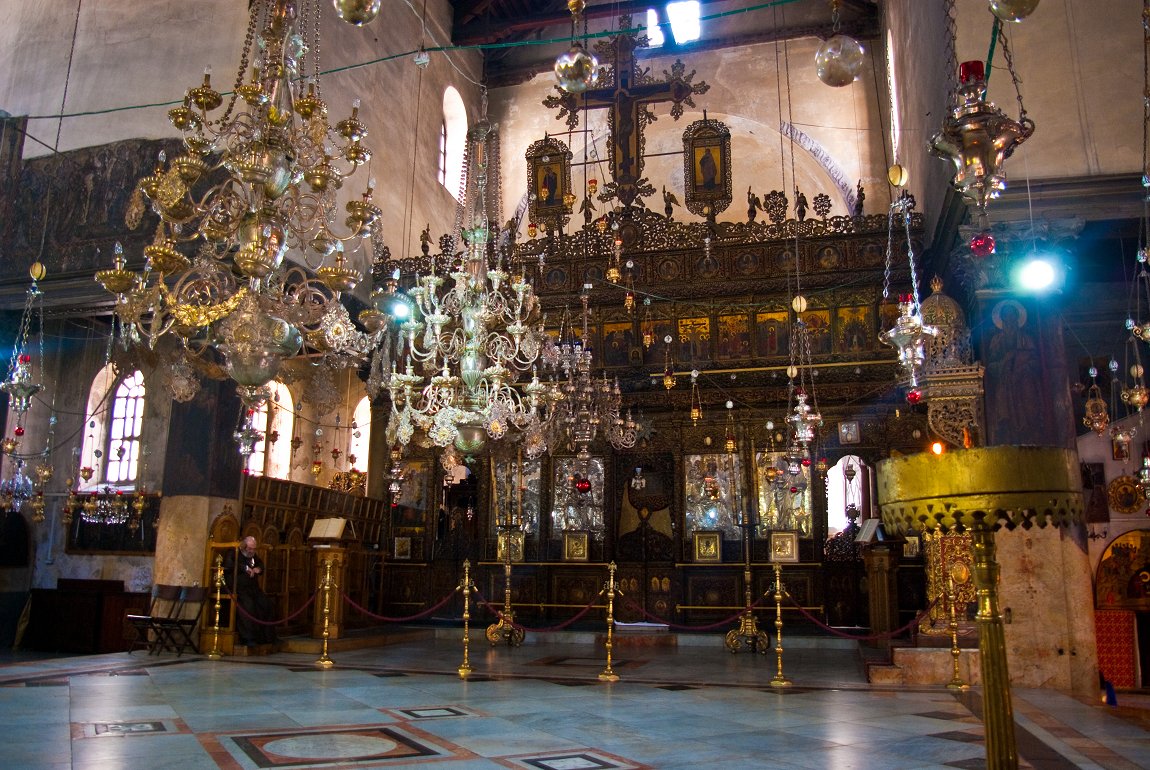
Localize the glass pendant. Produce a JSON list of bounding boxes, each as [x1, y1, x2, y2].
[[332, 0, 382, 26]]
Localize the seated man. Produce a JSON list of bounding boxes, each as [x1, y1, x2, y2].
[[223, 536, 278, 647]]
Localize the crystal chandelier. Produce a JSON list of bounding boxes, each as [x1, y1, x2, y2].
[[551, 296, 637, 457], [101, 0, 379, 410], [379, 114, 559, 458]]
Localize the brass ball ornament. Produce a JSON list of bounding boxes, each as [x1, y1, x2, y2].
[[815, 34, 865, 87], [332, 0, 381, 26]]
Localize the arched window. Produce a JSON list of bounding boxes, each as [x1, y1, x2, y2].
[[245, 382, 294, 478], [826, 454, 869, 535], [81, 365, 145, 489], [441, 86, 467, 198], [348, 396, 371, 474]]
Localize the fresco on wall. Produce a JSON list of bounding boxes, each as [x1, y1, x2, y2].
[[1095, 530, 1150, 610]]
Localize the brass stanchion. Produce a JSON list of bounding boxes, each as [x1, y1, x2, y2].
[[207, 554, 225, 660], [599, 561, 620, 682], [316, 556, 336, 669], [459, 559, 473, 679], [971, 525, 1016, 767], [769, 563, 791, 687], [947, 562, 970, 691]]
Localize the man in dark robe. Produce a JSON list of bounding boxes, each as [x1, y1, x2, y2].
[[224, 536, 278, 646]]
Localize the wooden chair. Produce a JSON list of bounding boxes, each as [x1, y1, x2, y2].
[[153, 586, 209, 656], [125, 584, 182, 654]]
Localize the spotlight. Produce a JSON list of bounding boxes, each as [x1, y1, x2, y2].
[[931, 441, 945, 455], [1016, 256, 1058, 292]]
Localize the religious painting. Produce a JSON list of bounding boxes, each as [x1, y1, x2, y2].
[[601, 321, 636, 368], [678, 316, 711, 365], [835, 305, 874, 354], [1113, 438, 1132, 462], [656, 257, 681, 282], [770, 531, 799, 564], [583, 263, 604, 285], [1095, 530, 1150, 610], [733, 248, 761, 276], [693, 531, 722, 563], [716, 314, 751, 361], [755, 310, 789, 357], [798, 309, 832, 355], [903, 535, 921, 559], [563, 531, 590, 562], [393, 536, 412, 560], [490, 456, 541, 536], [982, 298, 1042, 445], [684, 453, 744, 539], [526, 136, 573, 230], [815, 245, 842, 270], [859, 240, 884, 267], [838, 420, 860, 446], [694, 251, 721, 279], [551, 457, 606, 537], [544, 265, 568, 291], [771, 246, 796, 272], [682, 118, 732, 217], [754, 451, 812, 538]]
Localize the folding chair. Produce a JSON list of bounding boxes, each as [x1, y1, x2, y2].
[[153, 586, 208, 656], [125, 584, 182, 654]]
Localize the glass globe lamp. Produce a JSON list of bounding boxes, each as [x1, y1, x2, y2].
[[815, 35, 865, 87], [555, 42, 599, 94], [332, 0, 382, 26], [989, 0, 1040, 22]]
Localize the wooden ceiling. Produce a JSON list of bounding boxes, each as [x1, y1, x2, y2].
[[448, 0, 880, 86]]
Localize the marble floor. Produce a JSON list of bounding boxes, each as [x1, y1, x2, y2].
[[1, 632, 1148, 769]]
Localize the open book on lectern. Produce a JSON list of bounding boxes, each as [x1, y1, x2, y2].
[[308, 517, 348, 541]]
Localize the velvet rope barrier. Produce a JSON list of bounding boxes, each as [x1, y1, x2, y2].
[[341, 586, 460, 623], [782, 592, 943, 641], [232, 591, 317, 626], [471, 586, 606, 633], [620, 594, 772, 632]]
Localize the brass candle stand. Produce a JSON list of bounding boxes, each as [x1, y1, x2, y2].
[[486, 524, 525, 647], [726, 517, 768, 654], [599, 561, 620, 682], [878, 446, 1082, 770], [769, 563, 791, 687], [947, 562, 971, 691], [316, 556, 336, 668], [459, 559, 473, 679], [207, 554, 225, 660]]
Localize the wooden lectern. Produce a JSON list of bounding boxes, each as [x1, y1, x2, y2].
[[309, 518, 351, 640]]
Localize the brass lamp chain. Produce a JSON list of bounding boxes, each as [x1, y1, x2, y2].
[[215, 1, 261, 127], [997, 28, 1030, 128], [1142, 0, 1150, 253], [942, 0, 959, 96]]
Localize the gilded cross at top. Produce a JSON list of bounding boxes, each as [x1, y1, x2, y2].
[[543, 16, 709, 209]]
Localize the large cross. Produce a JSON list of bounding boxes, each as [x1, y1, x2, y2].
[[544, 16, 708, 210]]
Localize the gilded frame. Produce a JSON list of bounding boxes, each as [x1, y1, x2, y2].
[[526, 136, 573, 231], [693, 530, 722, 563], [769, 531, 799, 563], [497, 530, 525, 563], [682, 117, 732, 217], [563, 531, 590, 562]]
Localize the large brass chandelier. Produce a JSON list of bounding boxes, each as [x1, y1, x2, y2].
[[99, 0, 378, 409], [380, 116, 559, 458]]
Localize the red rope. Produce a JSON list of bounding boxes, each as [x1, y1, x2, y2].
[[472, 587, 605, 633], [231, 591, 317, 626], [620, 594, 771, 632], [342, 587, 460, 623], [782, 593, 943, 640]]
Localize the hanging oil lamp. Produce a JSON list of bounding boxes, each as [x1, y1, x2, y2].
[[1082, 370, 1109, 435]]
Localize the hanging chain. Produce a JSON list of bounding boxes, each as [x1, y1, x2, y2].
[[830, 0, 841, 34], [7, 285, 38, 376], [311, 0, 324, 97], [215, 0, 261, 127], [902, 203, 923, 311], [1141, 0, 1150, 252], [942, 0, 959, 96], [997, 27, 1030, 127], [881, 206, 895, 300]]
